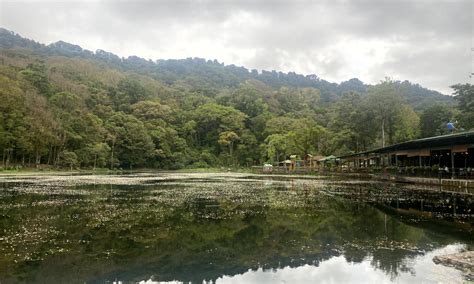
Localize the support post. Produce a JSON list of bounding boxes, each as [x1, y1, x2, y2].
[[451, 150, 455, 179]]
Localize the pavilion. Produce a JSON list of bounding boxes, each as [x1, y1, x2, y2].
[[337, 131, 474, 178]]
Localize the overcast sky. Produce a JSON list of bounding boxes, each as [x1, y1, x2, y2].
[[1, 0, 472, 94]]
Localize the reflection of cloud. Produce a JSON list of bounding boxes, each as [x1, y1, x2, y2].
[[214, 244, 465, 284], [1, 0, 471, 93], [217, 258, 391, 284]]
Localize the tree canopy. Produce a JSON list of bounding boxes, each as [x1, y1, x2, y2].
[[0, 30, 464, 169]]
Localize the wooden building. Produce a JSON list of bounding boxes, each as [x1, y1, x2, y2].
[[304, 154, 325, 169], [338, 131, 474, 178]]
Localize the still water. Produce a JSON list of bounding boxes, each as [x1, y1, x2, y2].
[[0, 173, 472, 283]]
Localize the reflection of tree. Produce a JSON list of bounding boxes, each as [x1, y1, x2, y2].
[[0, 182, 471, 283], [371, 248, 417, 280]]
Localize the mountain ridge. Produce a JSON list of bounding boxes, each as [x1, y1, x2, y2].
[[0, 27, 465, 170], [0, 27, 453, 108]]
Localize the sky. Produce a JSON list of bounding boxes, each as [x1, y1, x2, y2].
[[1, 0, 473, 94]]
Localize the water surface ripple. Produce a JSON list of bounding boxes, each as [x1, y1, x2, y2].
[[0, 172, 472, 283]]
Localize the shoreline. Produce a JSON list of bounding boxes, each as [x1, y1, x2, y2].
[[2, 168, 474, 189]]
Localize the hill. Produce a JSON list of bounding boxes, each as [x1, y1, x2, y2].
[[0, 27, 460, 170], [0, 28, 453, 107]]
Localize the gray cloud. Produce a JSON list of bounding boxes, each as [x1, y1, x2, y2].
[[1, 0, 472, 94]]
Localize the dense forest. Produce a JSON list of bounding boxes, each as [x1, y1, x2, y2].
[[0, 28, 472, 170]]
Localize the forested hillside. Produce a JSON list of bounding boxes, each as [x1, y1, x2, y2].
[[0, 28, 470, 170]]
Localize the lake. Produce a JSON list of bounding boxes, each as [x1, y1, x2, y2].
[[0, 172, 472, 283]]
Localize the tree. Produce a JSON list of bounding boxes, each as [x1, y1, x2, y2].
[[130, 100, 171, 122], [0, 73, 26, 167], [329, 92, 377, 153], [110, 78, 151, 110], [0, 33, 461, 170], [235, 130, 260, 166], [105, 112, 154, 169], [451, 84, 474, 130], [19, 63, 51, 96], [59, 150, 78, 170], [273, 87, 306, 114], [366, 80, 406, 147], [265, 134, 289, 163], [451, 84, 474, 113], [192, 103, 246, 155], [23, 94, 59, 166], [84, 142, 110, 169], [393, 105, 420, 143], [218, 131, 240, 159], [288, 123, 327, 156], [264, 117, 304, 135], [222, 81, 269, 118], [419, 104, 453, 137], [328, 129, 355, 156]]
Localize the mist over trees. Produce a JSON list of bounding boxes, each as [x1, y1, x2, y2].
[[0, 28, 469, 169]]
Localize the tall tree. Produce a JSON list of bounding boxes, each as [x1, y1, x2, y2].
[[451, 84, 474, 130], [330, 92, 377, 153], [192, 103, 246, 153], [366, 80, 406, 147], [105, 112, 154, 169], [265, 134, 289, 163], [393, 105, 420, 143], [419, 104, 453, 137], [218, 131, 240, 159]]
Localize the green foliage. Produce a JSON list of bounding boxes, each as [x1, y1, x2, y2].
[[393, 105, 420, 143], [220, 81, 269, 117], [0, 73, 26, 151], [110, 77, 151, 110], [235, 130, 259, 166], [59, 150, 79, 169], [419, 104, 453, 137], [290, 122, 327, 156], [451, 83, 474, 130], [19, 64, 51, 96], [105, 112, 154, 169], [218, 131, 240, 155], [265, 134, 290, 163], [328, 92, 377, 152], [0, 40, 461, 169], [265, 116, 304, 135], [451, 84, 474, 113], [366, 79, 407, 146], [192, 103, 246, 154]]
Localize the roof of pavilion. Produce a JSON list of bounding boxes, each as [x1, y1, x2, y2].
[[338, 130, 474, 159]]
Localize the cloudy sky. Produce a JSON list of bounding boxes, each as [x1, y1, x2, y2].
[[1, 0, 472, 94]]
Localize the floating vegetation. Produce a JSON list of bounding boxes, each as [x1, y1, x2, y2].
[[0, 172, 472, 283]]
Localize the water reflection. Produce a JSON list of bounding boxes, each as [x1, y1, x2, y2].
[[0, 173, 472, 283], [213, 245, 465, 284]]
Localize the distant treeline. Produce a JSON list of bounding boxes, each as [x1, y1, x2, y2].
[[0, 28, 471, 169]]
